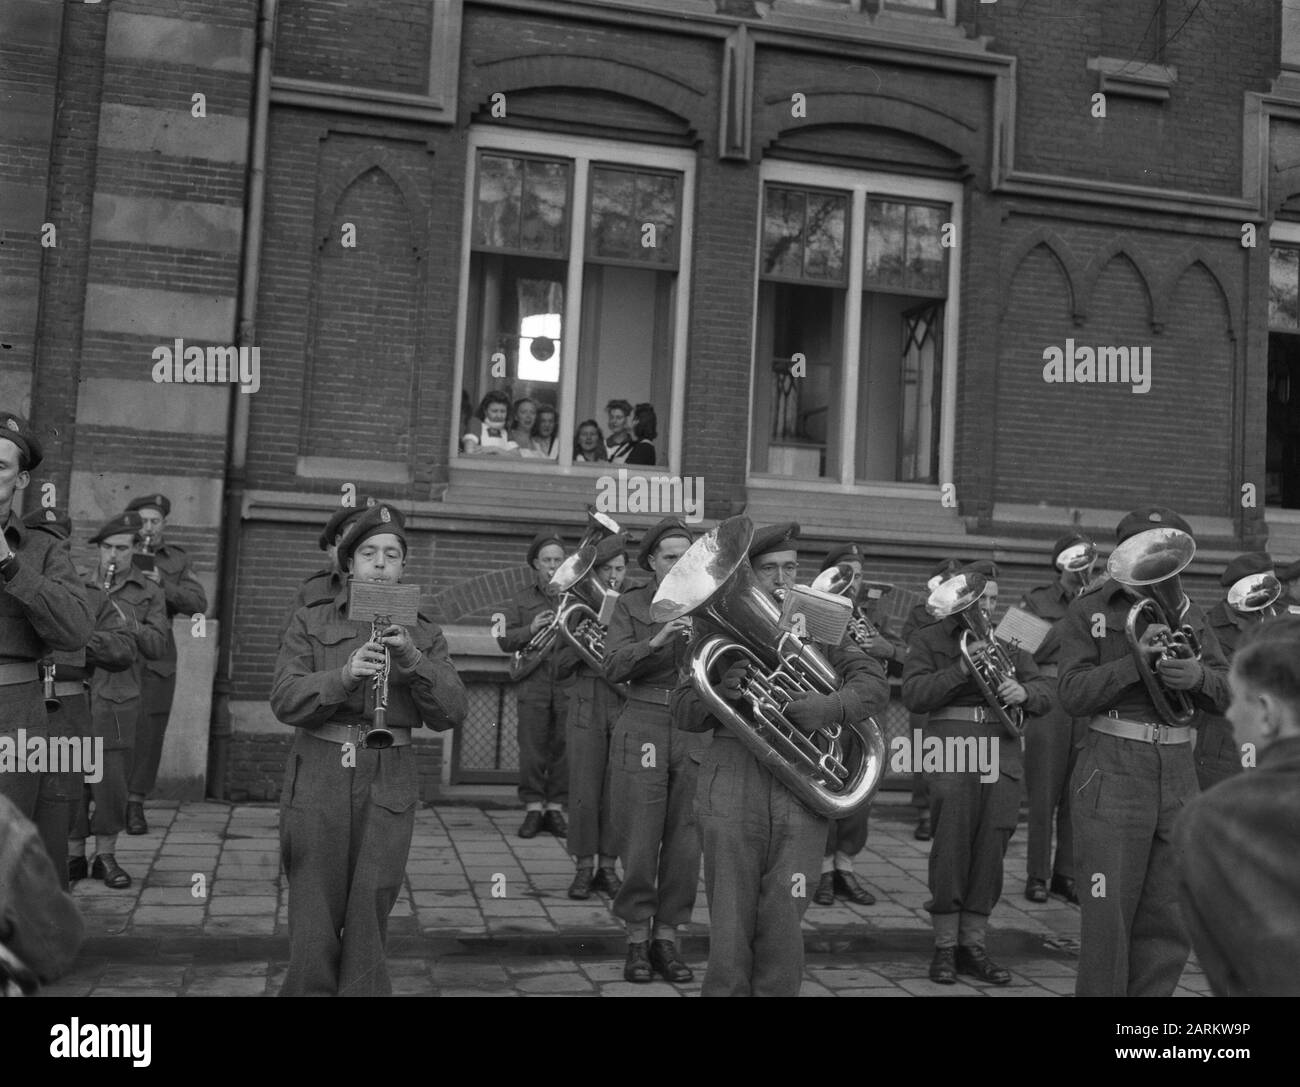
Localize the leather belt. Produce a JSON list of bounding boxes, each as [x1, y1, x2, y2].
[[1089, 713, 1191, 745], [305, 722, 412, 747], [53, 681, 86, 697], [0, 661, 39, 687], [928, 705, 993, 724], [624, 683, 673, 706]]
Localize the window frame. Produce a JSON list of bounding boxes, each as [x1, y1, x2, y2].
[[452, 127, 695, 476], [746, 159, 962, 496], [1266, 218, 1300, 524]]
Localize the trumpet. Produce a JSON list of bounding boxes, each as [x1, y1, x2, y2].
[[42, 662, 59, 711], [928, 572, 1024, 740], [1108, 527, 1200, 728], [103, 560, 117, 593], [1227, 571, 1283, 617], [652, 516, 885, 820], [508, 509, 620, 682], [362, 616, 395, 750], [810, 562, 882, 648]]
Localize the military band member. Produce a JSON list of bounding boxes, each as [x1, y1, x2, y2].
[[1058, 506, 1230, 998], [1019, 532, 1096, 905], [1174, 615, 1300, 996], [122, 494, 208, 836], [69, 512, 169, 889], [1193, 551, 1279, 790], [812, 543, 903, 907], [555, 532, 627, 900], [497, 530, 572, 837], [0, 414, 93, 870], [903, 558, 962, 841], [671, 522, 888, 997], [604, 517, 706, 984], [280, 503, 370, 634], [903, 560, 1052, 985], [23, 508, 134, 891], [271, 504, 467, 996]]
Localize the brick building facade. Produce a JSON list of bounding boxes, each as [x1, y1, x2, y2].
[[5, 0, 1300, 799]]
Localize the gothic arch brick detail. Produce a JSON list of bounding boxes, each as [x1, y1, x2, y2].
[[1001, 231, 1082, 323], [318, 149, 430, 258], [1158, 248, 1238, 340], [1079, 239, 1161, 330]]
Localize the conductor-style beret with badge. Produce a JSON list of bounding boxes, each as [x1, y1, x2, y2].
[[636, 517, 692, 571], [1115, 506, 1193, 544], [90, 510, 144, 545], [125, 493, 171, 518], [337, 504, 407, 568], [0, 411, 43, 471], [749, 522, 800, 562]]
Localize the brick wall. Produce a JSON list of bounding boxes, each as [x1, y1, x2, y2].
[[275, 0, 434, 93]]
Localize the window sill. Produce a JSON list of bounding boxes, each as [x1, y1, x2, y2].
[[1086, 56, 1177, 103]]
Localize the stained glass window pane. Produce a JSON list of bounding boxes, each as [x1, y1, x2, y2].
[[473, 154, 522, 250], [763, 187, 806, 280], [762, 186, 847, 283], [804, 193, 846, 281], [905, 204, 947, 294], [866, 200, 906, 289], [589, 167, 680, 265], [521, 160, 569, 256]]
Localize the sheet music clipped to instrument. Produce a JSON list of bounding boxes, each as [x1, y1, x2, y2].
[[994, 606, 1052, 653], [346, 581, 422, 625], [779, 585, 852, 646]]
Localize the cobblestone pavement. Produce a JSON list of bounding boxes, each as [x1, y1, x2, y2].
[[41, 795, 1210, 997]]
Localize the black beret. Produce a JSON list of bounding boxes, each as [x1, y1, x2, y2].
[[962, 559, 999, 580], [1220, 552, 1273, 588], [319, 505, 366, 551], [0, 411, 43, 471], [23, 506, 71, 540], [125, 493, 171, 517], [636, 517, 693, 571], [1051, 531, 1095, 567], [748, 522, 800, 562], [526, 530, 565, 566], [337, 504, 407, 568], [1116, 506, 1192, 544], [1277, 557, 1300, 581], [90, 510, 144, 545], [930, 557, 962, 579], [821, 542, 863, 573], [593, 533, 626, 566]]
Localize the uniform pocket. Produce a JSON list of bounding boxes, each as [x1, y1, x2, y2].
[[281, 754, 302, 809], [370, 753, 419, 814], [1073, 766, 1103, 813]]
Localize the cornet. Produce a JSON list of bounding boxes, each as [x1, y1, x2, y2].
[[652, 517, 885, 820], [1108, 527, 1200, 728], [928, 572, 1025, 740], [508, 509, 620, 682]]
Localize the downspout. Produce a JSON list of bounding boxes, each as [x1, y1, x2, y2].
[[208, 0, 276, 798]]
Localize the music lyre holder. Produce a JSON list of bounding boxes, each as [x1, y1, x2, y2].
[[346, 582, 421, 748]]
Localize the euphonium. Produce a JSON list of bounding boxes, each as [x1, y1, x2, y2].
[[1227, 571, 1283, 617], [810, 562, 881, 648], [552, 544, 620, 676], [508, 509, 620, 682], [1107, 527, 1200, 728], [928, 571, 1024, 740], [651, 516, 885, 820], [362, 616, 395, 749]]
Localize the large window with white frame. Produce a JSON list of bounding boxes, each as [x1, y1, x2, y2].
[[749, 163, 960, 490], [454, 130, 693, 472]]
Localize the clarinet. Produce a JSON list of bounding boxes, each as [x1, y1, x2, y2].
[[362, 616, 395, 749], [103, 560, 117, 592]]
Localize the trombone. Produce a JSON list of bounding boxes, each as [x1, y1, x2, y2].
[[1107, 527, 1200, 728]]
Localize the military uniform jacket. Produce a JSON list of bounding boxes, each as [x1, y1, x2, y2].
[[900, 601, 936, 643], [271, 584, 467, 734], [49, 579, 136, 679], [96, 566, 169, 707], [1174, 735, 1300, 996], [901, 616, 1052, 718], [1056, 580, 1230, 719], [604, 581, 693, 688], [0, 510, 91, 664], [1205, 599, 1255, 661], [669, 619, 890, 738], [1018, 579, 1074, 668], [497, 581, 569, 690], [144, 541, 207, 679], [281, 566, 344, 637]]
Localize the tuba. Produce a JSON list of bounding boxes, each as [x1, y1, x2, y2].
[[1107, 527, 1200, 728], [508, 509, 619, 682], [810, 562, 882, 648], [1227, 571, 1283, 617], [928, 571, 1024, 740], [652, 517, 885, 820]]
